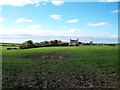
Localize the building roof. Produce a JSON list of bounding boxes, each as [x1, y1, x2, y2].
[[70, 39, 78, 42]]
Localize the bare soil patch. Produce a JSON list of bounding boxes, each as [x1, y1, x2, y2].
[[23, 53, 69, 60]]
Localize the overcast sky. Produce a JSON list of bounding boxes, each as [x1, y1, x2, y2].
[[0, 0, 119, 43]]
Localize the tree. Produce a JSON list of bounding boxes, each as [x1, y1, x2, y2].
[[49, 40, 59, 46], [43, 41, 49, 46], [34, 42, 40, 47], [58, 40, 62, 45], [89, 41, 93, 45], [19, 44, 27, 49], [54, 40, 58, 45], [19, 40, 34, 49], [49, 40, 55, 46], [24, 40, 33, 45]]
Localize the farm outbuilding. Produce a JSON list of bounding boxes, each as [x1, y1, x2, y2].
[[69, 39, 79, 46]]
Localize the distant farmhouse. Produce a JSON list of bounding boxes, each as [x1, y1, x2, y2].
[[69, 39, 83, 46], [69, 39, 79, 46]]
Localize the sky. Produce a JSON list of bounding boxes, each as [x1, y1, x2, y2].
[[0, 0, 119, 43]]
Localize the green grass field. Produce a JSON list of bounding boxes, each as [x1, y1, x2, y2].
[[2, 46, 118, 89]]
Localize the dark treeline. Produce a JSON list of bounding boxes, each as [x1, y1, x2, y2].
[[19, 40, 118, 49], [19, 40, 68, 49]]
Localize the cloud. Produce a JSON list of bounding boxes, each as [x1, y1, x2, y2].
[[51, 0, 64, 6], [42, 2, 47, 5], [27, 24, 42, 29], [0, 17, 5, 23], [0, 27, 117, 42], [100, 0, 119, 2], [0, 0, 64, 7], [0, 27, 118, 43], [0, 0, 119, 7], [15, 18, 33, 23], [69, 28, 81, 33], [88, 22, 112, 27], [35, 2, 47, 7], [0, 0, 44, 7], [50, 14, 61, 20], [112, 10, 120, 14], [0, 27, 86, 38], [67, 19, 79, 23]]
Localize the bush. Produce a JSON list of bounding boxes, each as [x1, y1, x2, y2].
[[7, 48, 18, 50]]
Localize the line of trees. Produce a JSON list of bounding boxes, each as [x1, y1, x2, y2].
[[18, 40, 117, 49], [19, 40, 64, 49]]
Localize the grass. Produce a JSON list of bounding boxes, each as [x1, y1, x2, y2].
[[2, 45, 118, 89]]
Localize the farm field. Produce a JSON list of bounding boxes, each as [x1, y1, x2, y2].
[[1, 45, 118, 89]]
